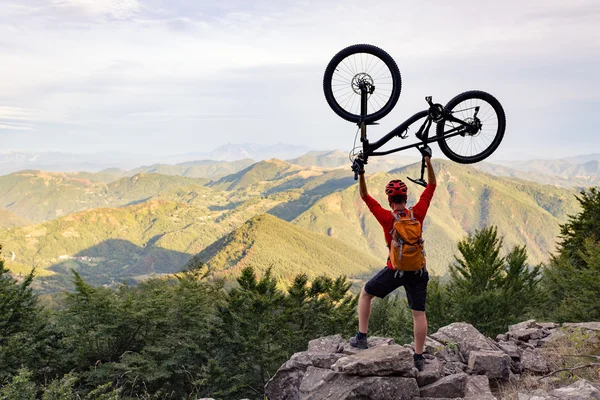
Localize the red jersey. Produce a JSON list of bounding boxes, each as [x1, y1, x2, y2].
[[362, 184, 436, 266]]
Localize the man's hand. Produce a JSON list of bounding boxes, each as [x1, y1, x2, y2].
[[351, 157, 365, 180], [418, 145, 432, 159]]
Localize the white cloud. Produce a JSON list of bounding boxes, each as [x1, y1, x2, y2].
[[51, 0, 141, 19], [0, 0, 598, 155]]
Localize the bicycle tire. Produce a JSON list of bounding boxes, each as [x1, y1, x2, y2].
[[323, 44, 401, 124], [436, 90, 505, 164]]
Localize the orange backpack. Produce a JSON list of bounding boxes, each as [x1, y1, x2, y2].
[[389, 208, 425, 271]]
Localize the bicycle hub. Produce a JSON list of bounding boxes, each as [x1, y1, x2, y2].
[[352, 73, 375, 95]]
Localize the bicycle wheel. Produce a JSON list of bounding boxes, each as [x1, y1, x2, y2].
[[436, 90, 505, 164], [323, 44, 401, 124]]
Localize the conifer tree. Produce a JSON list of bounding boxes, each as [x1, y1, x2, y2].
[[543, 187, 600, 321], [447, 226, 541, 336]]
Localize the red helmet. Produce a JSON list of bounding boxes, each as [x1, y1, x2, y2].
[[385, 179, 408, 197]]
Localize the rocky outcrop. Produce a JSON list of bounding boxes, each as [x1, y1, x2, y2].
[[265, 321, 600, 400]]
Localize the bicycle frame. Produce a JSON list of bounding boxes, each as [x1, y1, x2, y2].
[[357, 84, 473, 164]]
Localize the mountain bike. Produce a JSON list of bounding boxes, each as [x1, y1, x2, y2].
[[323, 44, 506, 186]]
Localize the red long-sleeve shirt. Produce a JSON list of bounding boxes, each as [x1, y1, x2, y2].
[[362, 184, 436, 266]]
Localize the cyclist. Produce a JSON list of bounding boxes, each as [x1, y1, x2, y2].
[[349, 146, 436, 371]]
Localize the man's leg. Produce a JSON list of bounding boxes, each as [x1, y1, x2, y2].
[[351, 268, 401, 349], [358, 287, 375, 334], [412, 310, 427, 354]]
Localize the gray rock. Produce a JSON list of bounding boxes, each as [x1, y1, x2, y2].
[[549, 378, 600, 399], [299, 366, 419, 400], [416, 358, 444, 387], [562, 322, 600, 331], [444, 361, 468, 375], [307, 335, 345, 353], [508, 328, 546, 342], [419, 372, 468, 398], [465, 375, 497, 399], [265, 350, 346, 400], [521, 348, 549, 374], [467, 350, 511, 380], [420, 336, 446, 355], [509, 319, 542, 331], [431, 323, 500, 362], [496, 333, 508, 341], [498, 341, 521, 359], [538, 322, 560, 330], [341, 336, 396, 355], [332, 344, 414, 376]]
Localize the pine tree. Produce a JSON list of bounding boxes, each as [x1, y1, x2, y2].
[[543, 187, 600, 321], [447, 226, 542, 336]]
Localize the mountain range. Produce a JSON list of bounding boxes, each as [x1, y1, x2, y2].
[[0, 156, 584, 294]]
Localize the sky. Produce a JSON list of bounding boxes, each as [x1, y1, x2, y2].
[[0, 0, 599, 161]]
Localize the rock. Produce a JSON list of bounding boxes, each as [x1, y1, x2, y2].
[[538, 322, 560, 330], [419, 372, 468, 398], [467, 350, 511, 380], [332, 344, 414, 376], [340, 336, 396, 355], [307, 335, 345, 353], [508, 328, 546, 342], [509, 320, 542, 331], [437, 346, 466, 364], [299, 366, 419, 400], [562, 322, 600, 331], [549, 379, 600, 399], [417, 336, 446, 355], [416, 358, 444, 387], [431, 323, 500, 362], [521, 348, 549, 374], [518, 379, 600, 400], [496, 334, 508, 341], [444, 361, 468, 375], [465, 375, 497, 400], [265, 346, 346, 399], [498, 341, 521, 359]]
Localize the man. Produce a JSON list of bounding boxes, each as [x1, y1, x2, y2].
[[349, 146, 436, 371]]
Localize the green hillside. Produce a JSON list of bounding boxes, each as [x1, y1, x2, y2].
[[196, 213, 382, 283], [0, 210, 31, 228], [0, 171, 208, 222], [475, 162, 600, 188], [127, 159, 255, 180], [286, 150, 419, 172], [293, 160, 581, 275], [0, 186, 317, 292]]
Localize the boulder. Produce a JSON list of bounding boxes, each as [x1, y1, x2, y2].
[[307, 334, 346, 353], [509, 320, 542, 331], [416, 358, 444, 387], [562, 322, 600, 332], [415, 336, 446, 355], [548, 379, 600, 399], [332, 344, 414, 376], [299, 366, 419, 400], [538, 322, 560, 330], [467, 351, 511, 380], [431, 323, 500, 362], [508, 328, 546, 342], [419, 372, 468, 398], [497, 341, 521, 359], [521, 348, 549, 374], [341, 336, 396, 355], [518, 379, 600, 399], [464, 375, 497, 400], [444, 361, 468, 376]]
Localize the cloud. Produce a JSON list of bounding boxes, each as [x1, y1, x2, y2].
[[51, 0, 141, 19], [0, 0, 598, 156]]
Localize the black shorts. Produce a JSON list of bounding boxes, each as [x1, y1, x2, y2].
[[364, 267, 429, 311]]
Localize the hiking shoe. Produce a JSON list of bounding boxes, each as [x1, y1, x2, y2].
[[349, 334, 368, 349], [413, 353, 425, 371]]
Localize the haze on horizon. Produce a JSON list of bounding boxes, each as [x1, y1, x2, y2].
[[0, 0, 599, 161]]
